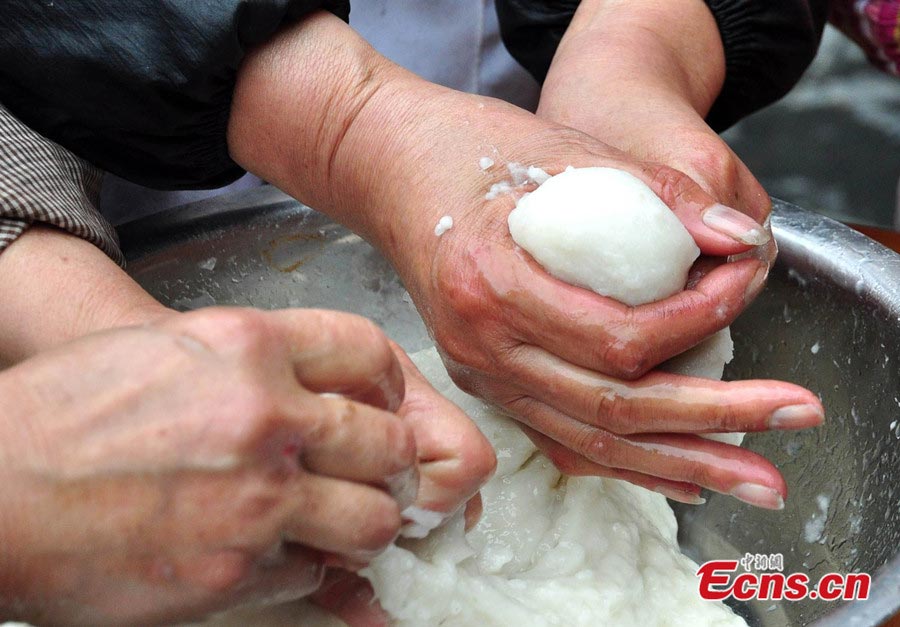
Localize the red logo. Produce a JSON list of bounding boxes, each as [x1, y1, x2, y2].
[[697, 558, 871, 602]]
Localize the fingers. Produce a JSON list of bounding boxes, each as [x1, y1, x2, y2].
[[295, 393, 418, 502], [311, 570, 390, 627], [237, 544, 326, 607], [390, 343, 496, 513], [606, 258, 766, 371], [671, 149, 771, 225], [166, 307, 405, 411], [595, 104, 772, 225], [506, 395, 787, 509], [504, 346, 824, 435], [284, 474, 402, 560], [520, 425, 705, 505], [634, 162, 769, 257], [267, 309, 405, 411], [493, 246, 766, 378]]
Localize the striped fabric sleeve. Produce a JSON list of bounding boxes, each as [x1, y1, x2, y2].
[[0, 102, 123, 265]]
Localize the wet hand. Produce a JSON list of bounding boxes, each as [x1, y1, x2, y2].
[[0, 307, 417, 625]]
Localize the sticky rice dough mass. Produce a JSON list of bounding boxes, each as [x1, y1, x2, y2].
[[508, 167, 701, 306], [360, 348, 745, 627], [359, 168, 744, 626], [205, 167, 744, 627]]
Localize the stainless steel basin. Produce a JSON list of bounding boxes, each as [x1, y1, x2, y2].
[[120, 186, 900, 627]]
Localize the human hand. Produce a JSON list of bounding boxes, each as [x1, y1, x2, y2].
[[309, 343, 496, 627], [0, 307, 418, 625], [354, 96, 821, 509], [0, 200, 493, 625], [0, 220, 494, 519], [226, 12, 821, 509]]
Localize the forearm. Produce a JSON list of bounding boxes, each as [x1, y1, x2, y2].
[[539, 0, 725, 131], [0, 227, 167, 365], [535, 0, 774, 218], [227, 11, 532, 273], [227, 10, 407, 240]]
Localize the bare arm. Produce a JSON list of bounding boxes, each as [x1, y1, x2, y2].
[[1, 11, 820, 512], [0, 226, 167, 366], [228, 12, 821, 508], [538, 0, 769, 219]]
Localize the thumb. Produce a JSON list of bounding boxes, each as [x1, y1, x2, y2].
[[638, 162, 771, 257]]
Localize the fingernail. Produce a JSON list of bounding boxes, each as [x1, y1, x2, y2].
[[654, 486, 707, 505], [769, 404, 825, 430], [730, 483, 785, 510], [744, 265, 769, 303], [702, 204, 771, 246]]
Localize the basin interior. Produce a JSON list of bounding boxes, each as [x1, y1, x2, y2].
[[122, 190, 900, 626]]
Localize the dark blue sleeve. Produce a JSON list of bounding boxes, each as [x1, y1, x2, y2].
[[0, 1, 350, 189], [495, 0, 829, 131]]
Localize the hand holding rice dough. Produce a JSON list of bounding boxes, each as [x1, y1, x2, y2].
[[355, 168, 755, 626], [207, 166, 819, 627], [210, 167, 812, 627], [510, 166, 745, 442]]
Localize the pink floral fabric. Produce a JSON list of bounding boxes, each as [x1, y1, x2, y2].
[[831, 0, 900, 75]]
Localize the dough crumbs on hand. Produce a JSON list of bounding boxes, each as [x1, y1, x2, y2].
[[400, 506, 447, 539], [435, 215, 454, 236]]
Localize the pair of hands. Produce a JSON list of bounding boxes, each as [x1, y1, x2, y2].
[[0, 305, 493, 625], [230, 10, 822, 514], [0, 3, 825, 624]]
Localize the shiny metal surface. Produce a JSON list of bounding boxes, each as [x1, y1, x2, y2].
[[121, 186, 900, 627]]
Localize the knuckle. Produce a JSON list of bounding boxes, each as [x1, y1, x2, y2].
[[346, 313, 394, 366], [687, 137, 740, 190], [236, 491, 284, 528], [228, 312, 271, 356], [386, 418, 417, 471], [684, 463, 714, 489], [449, 430, 498, 489], [617, 347, 648, 379], [445, 360, 492, 398], [227, 384, 284, 452], [714, 405, 743, 433], [433, 252, 500, 335], [643, 163, 697, 206], [587, 387, 635, 435], [600, 338, 648, 380], [197, 308, 272, 357], [195, 550, 255, 594], [574, 427, 614, 465], [470, 436, 498, 481], [301, 398, 351, 446]]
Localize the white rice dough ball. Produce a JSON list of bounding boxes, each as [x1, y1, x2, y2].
[[508, 167, 700, 306]]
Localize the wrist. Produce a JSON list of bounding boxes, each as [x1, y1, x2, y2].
[[227, 10, 524, 277], [228, 11, 401, 230], [541, 0, 724, 120], [0, 227, 168, 364]]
